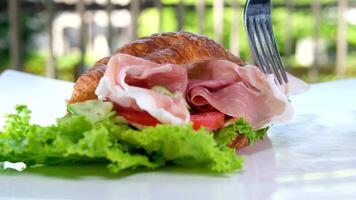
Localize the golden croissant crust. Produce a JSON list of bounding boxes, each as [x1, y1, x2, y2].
[[68, 32, 244, 104]]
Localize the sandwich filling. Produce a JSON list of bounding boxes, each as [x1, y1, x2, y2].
[[96, 53, 308, 130]]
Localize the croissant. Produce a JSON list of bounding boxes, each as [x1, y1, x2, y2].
[[68, 32, 244, 104], [68, 31, 248, 149]]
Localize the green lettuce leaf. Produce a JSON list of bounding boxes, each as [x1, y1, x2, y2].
[[215, 118, 268, 147], [0, 104, 245, 173]]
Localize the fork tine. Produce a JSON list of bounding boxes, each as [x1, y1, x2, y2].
[[258, 18, 284, 84], [247, 18, 268, 74], [251, 17, 270, 74], [248, 18, 267, 73], [244, 0, 288, 84], [265, 19, 288, 83], [253, 17, 284, 85]]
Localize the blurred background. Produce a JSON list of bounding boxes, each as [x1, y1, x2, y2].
[[1, 0, 355, 82]]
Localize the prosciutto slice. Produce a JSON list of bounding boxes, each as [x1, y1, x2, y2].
[[95, 54, 308, 129], [95, 54, 190, 125], [186, 60, 308, 129]]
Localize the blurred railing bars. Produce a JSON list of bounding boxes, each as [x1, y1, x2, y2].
[[130, 0, 140, 41], [154, 0, 163, 32], [213, 0, 224, 44], [8, 0, 21, 70], [284, 0, 294, 68], [76, 0, 87, 79], [46, 0, 56, 78], [310, 0, 321, 82], [229, 0, 240, 56], [177, 0, 185, 31], [106, 0, 114, 53], [337, 0, 348, 79], [196, 0, 205, 34]]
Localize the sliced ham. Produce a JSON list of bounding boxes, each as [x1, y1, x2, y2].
[[95, 53, 308, 130], [186, 60, 308, 129], [95, 53, 190, 125]]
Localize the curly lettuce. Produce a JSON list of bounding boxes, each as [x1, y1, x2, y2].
[[215, 118, 268, 147], [0, 102, 263, 173]]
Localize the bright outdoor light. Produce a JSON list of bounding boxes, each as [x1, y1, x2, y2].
[[346, 8, 356, 25]]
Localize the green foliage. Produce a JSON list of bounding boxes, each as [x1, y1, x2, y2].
[[24, 52, 46, 76], [138, 8, 160, 36]]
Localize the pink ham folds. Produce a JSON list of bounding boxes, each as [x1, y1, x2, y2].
[[95, 53, 308, 130], [95, 54, 190, 125], [186, 60, 308, 129]]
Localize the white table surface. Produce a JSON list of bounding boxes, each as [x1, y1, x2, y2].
[[0, 70, 356, 200]]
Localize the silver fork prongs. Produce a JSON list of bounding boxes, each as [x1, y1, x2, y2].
[[244, 0, 288, 84]]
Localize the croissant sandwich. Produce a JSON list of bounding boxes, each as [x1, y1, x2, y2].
[[68, 32, 308, 150]]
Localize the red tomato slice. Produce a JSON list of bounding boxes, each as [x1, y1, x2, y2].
[[190, 112, 225, 131], [114, 104, 160, 126], [115, 103, 224, 131]]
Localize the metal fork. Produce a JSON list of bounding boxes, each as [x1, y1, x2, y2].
[[244, 0, 288, 84]]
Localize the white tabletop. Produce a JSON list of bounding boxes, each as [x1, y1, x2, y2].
[[0, 70, 355, 200]]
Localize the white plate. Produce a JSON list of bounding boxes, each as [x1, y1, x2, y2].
[[0, 70, 73, 127], [0, 70, 356, 200]]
